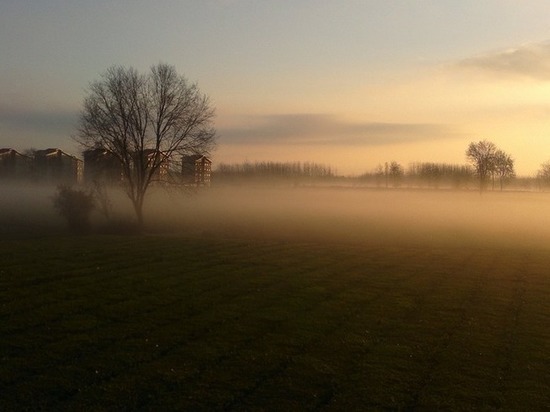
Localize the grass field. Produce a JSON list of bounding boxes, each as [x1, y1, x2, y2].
[[1, 232, 550, 410]]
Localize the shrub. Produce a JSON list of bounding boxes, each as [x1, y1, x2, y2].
[[52, 185, 95, 234]]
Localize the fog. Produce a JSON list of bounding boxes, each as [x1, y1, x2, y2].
[[131, 185, 550, 249], [3, 182, 550, 250], [155, 186, 550, 250]]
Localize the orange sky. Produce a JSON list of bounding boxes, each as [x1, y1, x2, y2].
[[3, 1, 550, 176], [215, 60, 550, 175]]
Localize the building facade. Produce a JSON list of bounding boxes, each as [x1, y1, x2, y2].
[[33, 148, 83, 185], [83, 148, 123, 184], [182, 155, 211, 186], [0, 149, 32, 180]]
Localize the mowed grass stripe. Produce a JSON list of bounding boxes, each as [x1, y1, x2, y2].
[[59, 244, 406, 410], [1, 236, 549, 410], [0, 240, 520, 408], [2, 239, 304, 389], [1, 237, 354, 404], [397, 251, 549, 410], [407, 256, 520, 410], [497, 253, 550, 409], [224, 258, 454, 410], [239, 251, 495, 410], [64, 243, 454, 411], [179, 257, 431, 411]]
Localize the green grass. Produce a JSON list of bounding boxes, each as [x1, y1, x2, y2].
[[1, 234, 549, 410]]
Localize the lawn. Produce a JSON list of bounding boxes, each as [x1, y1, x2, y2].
[[1, 233, 549, 410]]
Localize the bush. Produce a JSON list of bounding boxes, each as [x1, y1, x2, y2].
[[52, 186, 95, 234]]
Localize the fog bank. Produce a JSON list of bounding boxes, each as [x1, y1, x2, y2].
[[147, 186, 550, 250], [3, 182, 550, 250]]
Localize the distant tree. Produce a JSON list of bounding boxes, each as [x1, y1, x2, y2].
[[373, 164, 385, 187], [215, 161, 334, 181], [407, 162, 473, 189], [537, 161, 550, 190], [466, 140, 498, 192], [408, 162, 441, 188], [388, 161, 404, 187], [75, 63, 216, 228], [493, 150, 515, 190]]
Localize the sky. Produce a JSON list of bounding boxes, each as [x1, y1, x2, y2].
[[3, 1, 550, 176]]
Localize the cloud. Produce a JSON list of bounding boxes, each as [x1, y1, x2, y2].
[[219, 114, 456, 146], [0, 105, 78, 134], [456, 42, 550, 81]]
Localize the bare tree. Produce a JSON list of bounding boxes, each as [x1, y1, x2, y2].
[[466, 140, 497, 192], [388, 161, 404, 187], [373, 164, 385, 187], [493, 150, 515, 190], [537, 161, 550, 190], [76, 64, 216, 227]]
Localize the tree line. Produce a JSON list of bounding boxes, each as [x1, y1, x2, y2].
[[360, 140, 521, 191], [215, 145, 550, 192], [360, 161, 474, 189], [215, 161, 335, 180]]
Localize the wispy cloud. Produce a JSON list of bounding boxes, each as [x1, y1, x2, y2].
[[456, 41, 550, 81], [0, 105, 78, 134], [219, 114, 456, 146]]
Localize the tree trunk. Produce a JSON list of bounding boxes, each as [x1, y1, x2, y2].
[[132, 197, 145, 231]]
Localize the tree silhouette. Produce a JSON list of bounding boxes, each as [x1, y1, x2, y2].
[[388, 161, 404, 187], [76, 64, 216, 227], [537, 161, 550, 190], [493, 150, 515, 191], [466, 140, 498, 192]]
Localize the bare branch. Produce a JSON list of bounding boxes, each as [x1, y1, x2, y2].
[[74, 64, 216, 227]]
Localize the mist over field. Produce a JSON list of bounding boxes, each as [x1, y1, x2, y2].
[[3, 182, 550, 410], [3, 182, 550, 250], [155, 186, 550, 249]]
